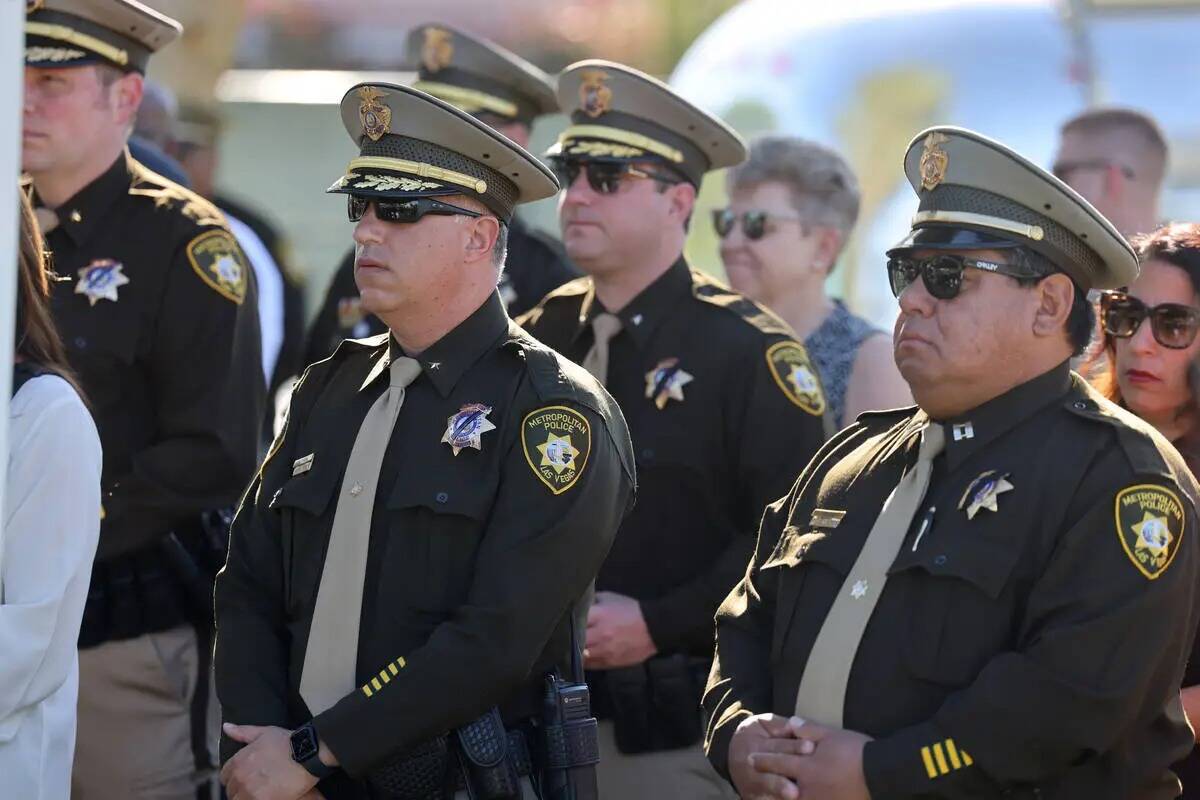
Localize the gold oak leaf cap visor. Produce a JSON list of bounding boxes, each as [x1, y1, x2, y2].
[[548, 58, 747, 188], [327, 82, 560, 222], [25, 0, 181, 73]]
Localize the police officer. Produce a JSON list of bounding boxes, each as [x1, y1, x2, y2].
[[215, 82, 635, 800], [704, 127, 1200, 799], [303, 24, 576, 365], [22, 1, 265, 797], [517, 61, 830, 799]]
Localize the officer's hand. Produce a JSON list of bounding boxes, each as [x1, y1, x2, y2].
[[584, 591, 657, 669], [750, 718, 872, 800], [729, 713, 812, 800], [220, 723, 319, 800]]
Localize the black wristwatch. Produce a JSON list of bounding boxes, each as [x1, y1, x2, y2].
[[290, 722, 336, 780]]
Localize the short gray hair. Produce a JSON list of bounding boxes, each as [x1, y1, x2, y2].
[[491, 220, 509, 270], [727, 136, 861, 237]]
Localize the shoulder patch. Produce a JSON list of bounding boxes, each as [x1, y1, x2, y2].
[[186, 230, 248, 304], [766, 341, 826, 416], [1115, 484, 1185, 580], [522, 405, 591, 495]]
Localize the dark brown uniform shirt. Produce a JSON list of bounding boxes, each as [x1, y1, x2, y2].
[[518, 258, 830, 656], [215, 293, 635, 793], [41, 151, 263, 640], [705, 363, 1200, 798]]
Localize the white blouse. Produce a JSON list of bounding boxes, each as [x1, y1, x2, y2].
[[0, 374, 101, 800]]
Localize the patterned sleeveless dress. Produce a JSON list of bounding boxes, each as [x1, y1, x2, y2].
[[803, 300, 882, 429]]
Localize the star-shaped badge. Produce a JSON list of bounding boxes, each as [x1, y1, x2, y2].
[[1132, 511, 1173, 558], [537, 432, 580, 474], [644, 357, 693, 410], [76, 259, 129, 306], [850, 580, 869, 599], [959, 471, 1014, 520], [441, 403, 496, 456]]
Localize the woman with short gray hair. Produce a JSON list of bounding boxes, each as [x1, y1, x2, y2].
[[716, 135, 910, 427]]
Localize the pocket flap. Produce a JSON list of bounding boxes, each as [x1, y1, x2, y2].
[[761, 527, 825, 570], [386, 477, 494, 520], [269, 460, 342, 517]]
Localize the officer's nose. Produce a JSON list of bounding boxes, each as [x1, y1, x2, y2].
[[352, 204, 385, 246], [897, 273, 937, 318], [562, 169, 597, 207]]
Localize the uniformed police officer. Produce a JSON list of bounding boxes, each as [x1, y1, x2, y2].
[[704, 127, 1200, 799], [214, 82, 635, 800], [516, 61, 830, 799], [303, 24, 576, 366], [22, 1, 265, 797]]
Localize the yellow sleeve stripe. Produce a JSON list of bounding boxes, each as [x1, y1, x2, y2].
[[362, 684, 373, 698], [945, 739, 963, 770], [388, 662, 400, 676], [360, 658, 409, 698], [370, 677, 382, 691], [920, 746, 938, 779], [378, 669, 391, 684], [922, 739, 975, 780]]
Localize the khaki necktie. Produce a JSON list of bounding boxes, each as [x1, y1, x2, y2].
[[581, 313, 622, 385], [299, 354, 422, 714], [794, 421, 945, 726]]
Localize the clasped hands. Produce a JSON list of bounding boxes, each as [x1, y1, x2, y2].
[[728, 713, 872, 800], [219, 723, 328, 800]]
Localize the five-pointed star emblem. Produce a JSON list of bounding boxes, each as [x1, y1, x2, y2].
[[1133, 511, 1173, 555], [850, 580, 869, 599], [537, 432, 580, 474]]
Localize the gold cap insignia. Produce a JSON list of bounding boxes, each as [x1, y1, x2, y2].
[[1115, 484, 1185, 580], [421, 27, 454, 74], [358, 86, 391, 142], [579, 70, 613, 119], [919, 132, 949, 191]]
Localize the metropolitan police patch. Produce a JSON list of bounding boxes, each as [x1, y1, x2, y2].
[[766, 341, 826, 416], [186, 230, 248, 305], [1115, 484, 1185, 580], [522, 405, 591, 495]]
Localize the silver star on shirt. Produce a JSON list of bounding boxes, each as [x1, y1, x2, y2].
[[850, 580, 868, 599]]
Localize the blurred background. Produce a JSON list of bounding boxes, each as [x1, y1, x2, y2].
[[144, 0, 1200, 328]]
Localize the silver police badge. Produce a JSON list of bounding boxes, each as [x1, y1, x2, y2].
[[76, 259, 129, 306], [441, 403, 496, 456]]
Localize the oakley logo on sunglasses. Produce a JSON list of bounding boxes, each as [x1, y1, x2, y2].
[[887, 253, 1044, 300]]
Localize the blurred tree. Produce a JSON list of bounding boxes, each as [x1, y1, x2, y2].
[[657, 0, 741, 73]]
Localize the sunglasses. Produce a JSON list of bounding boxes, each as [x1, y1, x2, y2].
[[1100, 291, 1200, 349], [886, 253, 1043, 300], [552, 160, 681, 195], [712, 209, 805, 241], [347, 195, 483, 224]]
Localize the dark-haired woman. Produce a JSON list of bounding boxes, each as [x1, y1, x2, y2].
[[0, 185, 101, 799], [1093, 222, 1200, 796]]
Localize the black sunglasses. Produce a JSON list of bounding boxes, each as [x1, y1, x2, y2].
[[1100, 291, 1200, 349], [347, 195, 483, 224], [712, 209, 805, 240], [886, 253, 1042, 300], [552, 159, 681, 195]]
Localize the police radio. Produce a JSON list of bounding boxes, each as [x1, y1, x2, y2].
[[540, 602, 600, 800]]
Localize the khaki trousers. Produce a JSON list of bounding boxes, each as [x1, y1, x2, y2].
[[73, 624, 217, 800], [596, 720, 736, 800]]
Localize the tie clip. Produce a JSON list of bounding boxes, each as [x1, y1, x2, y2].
[[292, 453, 315, 476]]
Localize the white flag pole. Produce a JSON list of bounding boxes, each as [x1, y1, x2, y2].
[[0, 0, 27, 579]]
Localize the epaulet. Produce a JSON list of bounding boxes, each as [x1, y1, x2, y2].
[[508, 325, 609, 416], [1064, 376, 1191, 489], [127, 160, 228, 229], [541, 276, 591, 302], [690, 270, 794, 338]]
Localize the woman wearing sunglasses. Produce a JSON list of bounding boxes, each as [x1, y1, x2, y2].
[[1093, 222, 1200, 797], [717, 136, 911, 429]]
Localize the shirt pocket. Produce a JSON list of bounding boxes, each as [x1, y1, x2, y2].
[[890, 519, 1025, 688], [269, 461, 342, 615], [382, 480, 496, 613]]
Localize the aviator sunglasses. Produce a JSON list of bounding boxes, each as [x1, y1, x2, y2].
[[347, 195, 483, 224], [886, 253, 1043, 300], [711, 209, 806, 241], [1100, 290, 1200, 350], [552, 159, 681, 195]]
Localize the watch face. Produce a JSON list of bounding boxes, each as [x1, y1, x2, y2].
[[291, 726, 319, 763]]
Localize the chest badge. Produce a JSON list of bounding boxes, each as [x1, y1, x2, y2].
[[75, 259, 129, 306], [958, 470, 1014, 520], [644, 357, 693, 409], [441, 403, 496, 456]]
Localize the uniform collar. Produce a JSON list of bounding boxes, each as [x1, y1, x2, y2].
[[39, 150, 133, 248], [575, 255, 692, 349], [381, 291, 510, 397], [933, 360, 1072, 472]]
